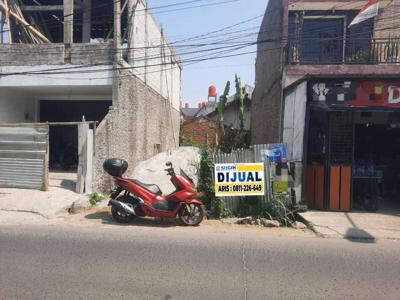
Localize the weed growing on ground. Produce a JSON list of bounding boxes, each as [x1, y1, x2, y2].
[[89, 193, 105, 206], [262, 194, 307, 226]]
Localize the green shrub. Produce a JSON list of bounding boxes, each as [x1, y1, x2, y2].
[[262, 194, 297, 227], [214, 198, 232, 219], [236, 197, 260, 217], [89, 193, 105, 206], [197, 144, 233, 219], [197, 144, 214, 211]]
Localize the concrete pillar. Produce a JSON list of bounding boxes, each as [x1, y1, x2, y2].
[[127, 0, 137, 64], [144, 6, 148, 83], [63, 0, 73, 44], [294, 162, 303, 203], [114, 0, 122, 63], [82, 0, 91, 43], [112, 0, 122, 107]]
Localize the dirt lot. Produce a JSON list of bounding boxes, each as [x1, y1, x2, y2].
[[0, 206, 316, 239]]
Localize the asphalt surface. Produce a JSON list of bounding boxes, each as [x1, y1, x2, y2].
[[0, 223, 399, 300]]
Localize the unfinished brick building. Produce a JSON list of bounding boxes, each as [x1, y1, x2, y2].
[[182, 116, 221, 148], [0, 0, 181, 192]]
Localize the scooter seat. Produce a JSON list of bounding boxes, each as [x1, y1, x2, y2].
[[130, 179, 162, 195]]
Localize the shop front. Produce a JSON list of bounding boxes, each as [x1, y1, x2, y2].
[[305, 79, 400, 212]]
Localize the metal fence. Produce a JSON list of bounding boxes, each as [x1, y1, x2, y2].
[[213, 144, 270, 213], [0, 124, 49, 190], [287, 38, 400, 65]]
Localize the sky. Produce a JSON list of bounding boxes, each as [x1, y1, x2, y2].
[[147, 0, 268, 106]]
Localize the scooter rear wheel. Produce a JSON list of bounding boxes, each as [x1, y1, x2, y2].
[[179, 204, 205, 226], [111, 196, 136, 223]]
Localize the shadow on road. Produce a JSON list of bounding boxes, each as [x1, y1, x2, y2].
[[344, 228, 376, 243], [84, 211, 181, 228], [344, 213, 376, 243]]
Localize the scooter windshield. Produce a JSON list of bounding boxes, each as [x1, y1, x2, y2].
[[180, 169, 194, 185]]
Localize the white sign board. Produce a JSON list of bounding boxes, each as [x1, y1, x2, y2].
[[214, 163, 265, 197]]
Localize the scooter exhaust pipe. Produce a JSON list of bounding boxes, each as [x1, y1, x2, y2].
[[109, 199, 136, 215]]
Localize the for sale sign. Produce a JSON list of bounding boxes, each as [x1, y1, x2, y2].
[[214, 163, 265, 197]]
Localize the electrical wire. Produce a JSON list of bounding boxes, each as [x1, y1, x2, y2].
[[7, 21, 400, 79], [1, 12, 399, 67], [0, 1, 399, 77], [0, 0, 244, 36], [3, 8, 399, 57]]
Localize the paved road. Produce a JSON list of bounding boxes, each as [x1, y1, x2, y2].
[[0, 224, 399, 300]]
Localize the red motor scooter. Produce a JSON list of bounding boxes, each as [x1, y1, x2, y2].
[[104, 159, 205, 226]]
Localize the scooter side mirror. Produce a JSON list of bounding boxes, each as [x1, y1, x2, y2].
[[166, 161, 173, 168]]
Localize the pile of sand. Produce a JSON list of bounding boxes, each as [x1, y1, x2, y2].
[[131, 147, 201, 195]]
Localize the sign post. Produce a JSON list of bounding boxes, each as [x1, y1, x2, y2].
[[263, 144, 291, 196], [214, 163, 265, 197]]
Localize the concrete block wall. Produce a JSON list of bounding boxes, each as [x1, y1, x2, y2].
[[0, 44, 65, 66], [70, 42, 114, 65], [0, 43, 114, 66], [251, 0, 284, 145], [128, 0, 147, 83], [146, 12, 163, 93], [93, 68, 180, 192], [127, 0, 181, 112], [374, 1, 400, 39]]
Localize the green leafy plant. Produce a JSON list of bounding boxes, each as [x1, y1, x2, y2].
[[197, 144, 214, 211], [179, 117, 185, 146], [235, 74, 245, 132], [261, 194, 307, 227], [217, 81, 230, 135], [214, 198, 232, 219], [180, 134, 202, 148], [236, 196, 260, 217], [215, 74, 250, 153], [89, 193, 105, 206], [219, 129, 250, 153], [197, 143, 232, 219]]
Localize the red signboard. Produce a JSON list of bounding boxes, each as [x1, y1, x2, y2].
[[351, 82, 400, 108], [311, 81, 400, 108]]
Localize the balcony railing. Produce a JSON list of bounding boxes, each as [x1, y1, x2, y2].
[[287, 38, 400, 65]]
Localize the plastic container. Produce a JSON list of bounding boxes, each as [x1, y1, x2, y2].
[[103, 158, 128, 177]]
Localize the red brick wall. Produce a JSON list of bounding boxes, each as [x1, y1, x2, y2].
[[183, 118, 221, 148]]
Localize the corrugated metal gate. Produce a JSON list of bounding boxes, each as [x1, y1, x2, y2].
[[0, 124, 49, 190]]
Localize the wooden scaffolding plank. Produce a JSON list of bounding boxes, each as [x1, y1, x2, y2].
[[4, 0, 12, 43], [0, 2, 50, 43]]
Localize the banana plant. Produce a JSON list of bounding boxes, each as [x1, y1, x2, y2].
[[235, 74, 245, 132], [218, 81, 230, 135]]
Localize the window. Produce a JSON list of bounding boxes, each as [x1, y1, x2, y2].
[[300, 18, 345, 64]]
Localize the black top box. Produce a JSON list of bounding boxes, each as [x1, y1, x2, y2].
[[103, 158, 128, 177]]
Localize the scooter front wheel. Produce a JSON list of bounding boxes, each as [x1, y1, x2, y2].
[[179, 204, 205, 226]]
